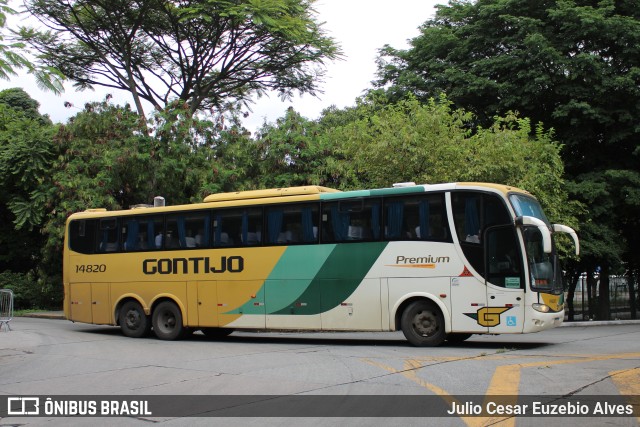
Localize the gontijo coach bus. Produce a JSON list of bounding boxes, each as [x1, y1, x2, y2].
[[63, 182, 579, 346]]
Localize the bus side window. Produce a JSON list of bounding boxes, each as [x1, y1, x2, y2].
[[213, 208, 262, 247], [98, 218, 120, 252], [384, 194, 449, 241], [122, 216, 163, 251], [266, 203, 318, 245], [165, 213, 210, 249], [321, 199, 381, 243], [69, 219, 98, 254]]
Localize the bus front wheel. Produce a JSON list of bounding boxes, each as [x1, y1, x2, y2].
[[401, 301, 445, 347], [152, 301, 184, 340], [119, 301, 150, 338]]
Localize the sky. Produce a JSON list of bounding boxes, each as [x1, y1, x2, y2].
[[0, 0, 442, 133]]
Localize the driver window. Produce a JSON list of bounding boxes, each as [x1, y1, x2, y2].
[[486, 225, 524, 288]]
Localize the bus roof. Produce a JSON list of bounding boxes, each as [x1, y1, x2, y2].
[[70, 182, 531, 219], [203, 185, 340, 202]]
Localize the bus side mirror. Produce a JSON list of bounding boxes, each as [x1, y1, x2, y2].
[[552, 224, 580, 256], [515, 216, 552, 254]]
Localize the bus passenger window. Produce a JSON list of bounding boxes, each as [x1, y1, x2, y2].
[[321, 199, 381, 243], [123, 219, 143, 251], [213, 208, 262, 247], [266, 203, 318, 245], [98, 218, 119, 252], [69, 219, 98, 254], [122, 216, 163, 251], [166, 213, 210, 249], [384, 194, 448, 241]]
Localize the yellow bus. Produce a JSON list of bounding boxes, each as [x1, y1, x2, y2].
[[63, 182, 579, 346]]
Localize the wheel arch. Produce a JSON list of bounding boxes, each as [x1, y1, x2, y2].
[[391, 293, 451, 333], [150, 295, 187, 327], [114, 294, 147, 326]]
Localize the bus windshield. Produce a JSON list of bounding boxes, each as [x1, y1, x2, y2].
[[509, 194, 550, 225], [510, 194, 564, 293], [522, 227, 563, 294]]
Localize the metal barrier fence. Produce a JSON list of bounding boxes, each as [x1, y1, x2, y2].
[[567, 275, 634, 320], [0, 289, 13, 331]]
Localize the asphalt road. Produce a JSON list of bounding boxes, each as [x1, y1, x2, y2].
[[0, 317, 638, 427]]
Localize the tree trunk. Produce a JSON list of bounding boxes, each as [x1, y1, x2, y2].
[[564, 264, 581, 322]]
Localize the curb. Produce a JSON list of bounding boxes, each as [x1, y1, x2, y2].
[[19, 312, 66, 320], [560, 319, 640, 327]]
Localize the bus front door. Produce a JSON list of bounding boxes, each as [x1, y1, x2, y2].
[[484, 225, 525, 333]]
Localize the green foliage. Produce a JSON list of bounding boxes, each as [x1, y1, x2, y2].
[[375, 0, 640, 162], [0, 270, 60, 310], [39, 100, 209, 254], [0, 94, 56, 279], [249, 107, 331, 188], [20, 0, 341, 118], [0, 88, 43, 120], [321, 95, 575, 223], [0, 0, 32, 79], [0, 0, 64, 92], [373, 0, 640, 286]]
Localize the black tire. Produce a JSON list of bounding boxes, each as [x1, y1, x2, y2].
[[119, 300, 150, 338], [201, 328, 233, 339], [446, 333, 472, 345], [400, 300, 446, 347], [152, 301, 184, 340]]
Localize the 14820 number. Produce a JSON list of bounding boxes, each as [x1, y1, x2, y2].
[[75, 264, 106, 273]]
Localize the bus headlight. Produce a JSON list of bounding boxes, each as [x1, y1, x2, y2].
[[532, 303, 550, 313]]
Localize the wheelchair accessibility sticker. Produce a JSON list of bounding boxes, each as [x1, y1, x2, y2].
[[506, 316, 517, 327]]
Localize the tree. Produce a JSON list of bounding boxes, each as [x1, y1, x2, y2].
[[28, 98, 256, 303], [374, 0, 640, 319], [0, 87, 40, 118], [20, 0, 341, 119], [322, 95, 576, 225], [249, 107, 331, 188], [0, 0, 63, 92], [0, 89, 58, 308], [0, 89, 55, 260]]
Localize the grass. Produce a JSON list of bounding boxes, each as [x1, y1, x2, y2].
[[13, 308, 56, 317]]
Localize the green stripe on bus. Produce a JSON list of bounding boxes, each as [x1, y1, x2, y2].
[[271, 242, 388, 315], [224, 245, 336, 315], [263, 245, 336, 313]]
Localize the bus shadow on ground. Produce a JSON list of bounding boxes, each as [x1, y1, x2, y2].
[[73, 325, 551, 350], [212, 334, 551, 350]]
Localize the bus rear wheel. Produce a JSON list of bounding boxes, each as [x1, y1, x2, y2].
[[119, 301, 150, 338], [401, 300, 445, 347], [152, 301, 184, 340]]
